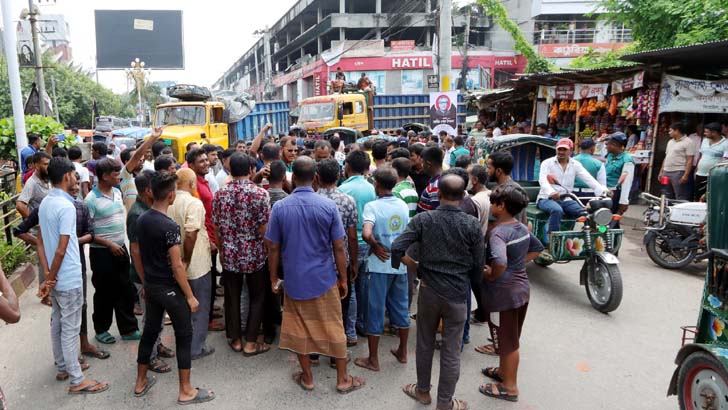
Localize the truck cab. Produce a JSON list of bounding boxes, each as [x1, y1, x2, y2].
[[297, 92, 373, 135], [152, 101, 229, 163]]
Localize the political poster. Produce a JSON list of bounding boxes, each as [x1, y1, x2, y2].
[[430, 91, 458, 136]]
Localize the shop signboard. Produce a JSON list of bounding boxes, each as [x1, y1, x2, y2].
[[611, 71, 645, 94], [390, 40, 415, 52], [539, 43, 631, 58], [427, 75, 439, 89], [659, 74, 728, 114], [429, 91, 459, 135], [538, 83, 608, 100]]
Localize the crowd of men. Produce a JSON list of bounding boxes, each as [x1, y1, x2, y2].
[[7, 119, 679, 409]]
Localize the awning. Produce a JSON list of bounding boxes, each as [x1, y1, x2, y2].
[[620, 40, 728, 78]]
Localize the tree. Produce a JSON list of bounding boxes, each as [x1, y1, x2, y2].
[[0, 54, 133, 129], [476, 0, 552, 73], [599, 0, 728, 51], [128, 83, 166, 110]]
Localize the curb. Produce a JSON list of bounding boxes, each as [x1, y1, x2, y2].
[[9, 263, 37, 299]]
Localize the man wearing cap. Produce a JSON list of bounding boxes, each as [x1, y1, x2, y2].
[[537, 138, 608, 246], [604, 132, 635, 228], [573, 139, 606, 196]]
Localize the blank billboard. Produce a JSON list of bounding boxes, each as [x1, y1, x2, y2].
[[95, 10, 184, 69]]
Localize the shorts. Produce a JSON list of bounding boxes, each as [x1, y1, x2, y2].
[[365, 272, 410, 335], [488, 303, 528, 355]]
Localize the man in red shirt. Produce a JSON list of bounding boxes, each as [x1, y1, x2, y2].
[[186, 148, 224, 332]]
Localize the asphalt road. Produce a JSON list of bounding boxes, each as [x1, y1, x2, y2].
[[0, 223, 704, 410]]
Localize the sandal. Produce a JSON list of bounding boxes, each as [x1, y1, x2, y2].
[[481, 367, 503, 383], [228, 340, 243, 352], [94, 332, 116, 345], [121, 330, 141, 341], [68, 381, 109, 395], [243, 343, 270, 357], [56, 363, 90, 381], [292, 371, 314, 391], [474, 344, 497, 355], [157, 343, 175, 358], [82, 349, 111, 360], [336, 375, 365, 394], [148, 357, 171, 374], [178, 388, 215, 405], [402, 383, 431, 405], [450, 398, 469, 409], [479, 383, 518, 402], [134, 375, 157, 398]]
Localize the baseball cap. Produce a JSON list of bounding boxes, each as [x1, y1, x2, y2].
[[579, 138, 596, 150], [556, 138, 574, 150], [605, 132, 627, 146]]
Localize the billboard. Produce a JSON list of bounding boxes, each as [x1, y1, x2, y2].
[[429, 91, 458, 136], [94, 10, 184, 69]]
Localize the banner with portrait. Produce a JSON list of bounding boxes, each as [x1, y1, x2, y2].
[[429, 91, 458, 136]]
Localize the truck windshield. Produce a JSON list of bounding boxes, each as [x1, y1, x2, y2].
[[299, 103, 334, 122], [155, 106, 206, 126]]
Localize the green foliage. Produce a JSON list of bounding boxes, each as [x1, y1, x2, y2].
[[0, 53, 133, 129], [128, 83, 165, 111], [0, 240, 31, 277], [476, 0, 552, 73], [569, 44, 637, 69], [0, 115, 65, 162], [599, 0, 728, 51]]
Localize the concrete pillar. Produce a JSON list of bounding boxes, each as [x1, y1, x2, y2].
[[300, 19, 305, 36], [425, 0, 431, 12], [340, 28, 345, 41], [376, 0, 381, 13], [339, 0, 345, 13], [317, 36, 322, 54], [317, 6, 323, 23], [297, 78, 305, 103]]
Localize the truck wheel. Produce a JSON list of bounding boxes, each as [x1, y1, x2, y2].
[[678, 351, 728, 410], [645, 231, 695, 270], [585, 260, 622, 313]]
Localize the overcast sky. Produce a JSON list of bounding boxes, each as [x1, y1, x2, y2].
[[2, 0, 298, 93]]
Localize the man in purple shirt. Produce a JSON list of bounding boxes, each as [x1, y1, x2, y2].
[[265, 156, 365, 394]]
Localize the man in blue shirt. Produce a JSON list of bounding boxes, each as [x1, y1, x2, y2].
[[339, 150, 376, 339], [266, 156, 366, 394], [355, 167, 411, 372], [37, 158, 109, 395], [20, 134, 42, 175]]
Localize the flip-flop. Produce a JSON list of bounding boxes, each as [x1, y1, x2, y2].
[[134, 375, 157, 398], [192, 346, 215, 360], [474, 344, 497, 355], [148, 358, 172, 374], [242, 343, 270, 357], [390, 348, 407, 364], [157, 344, 176, 358], [178, 388, 215, 405], [450, 398, 469, 409], [95, 332, 116, 345], [121, 330, 141, 341], [336, 375, 366, 394], [479, 383, 518, 402], [82, 349, 110, 360], [402, 383, 431, 405], [292, 371, 314, 391], [56, 363, 90, 381], [481, 367, 504, 383], [68, 382, 110, 395]]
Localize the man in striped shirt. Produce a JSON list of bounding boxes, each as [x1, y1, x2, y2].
[[392, 158, 418, 218], [85, 158, 140, 344], [416, 147, 443, 214]]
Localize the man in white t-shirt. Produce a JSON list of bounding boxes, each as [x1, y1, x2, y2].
[[68, 146, 90, 199]]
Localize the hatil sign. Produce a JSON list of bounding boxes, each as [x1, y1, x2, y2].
[[391, 57, 432, 69]]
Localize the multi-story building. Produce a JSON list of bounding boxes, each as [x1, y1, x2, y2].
[[213, 0, 527, 106], [498, 0, 632, 66], [16, 14, 73, 65]]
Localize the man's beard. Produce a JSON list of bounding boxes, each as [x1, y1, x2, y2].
[[39, 170, 49, 180]]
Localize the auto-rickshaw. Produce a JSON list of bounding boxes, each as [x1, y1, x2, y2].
[[479, 134, 624, 313], [667, 162, 728, 409]]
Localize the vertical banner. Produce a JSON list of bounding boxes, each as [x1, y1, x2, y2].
[[430, 91, 458, 136]]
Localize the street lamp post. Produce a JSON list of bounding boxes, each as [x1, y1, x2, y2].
[[126, 58, 148, 126]]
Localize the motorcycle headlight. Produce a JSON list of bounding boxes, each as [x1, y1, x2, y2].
[[593, 208, 613, 226]]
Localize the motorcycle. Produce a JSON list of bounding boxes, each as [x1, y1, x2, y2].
[[640, 176, 708, 269]]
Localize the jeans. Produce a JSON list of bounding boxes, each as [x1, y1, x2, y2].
[[50, 287, 84, 386], [188, 273, 212, 357], [365, 272, 409, 335], [134, 283, 161, 360], [537, 198, 586, 244], [89, 247, 138, 335], [209, 250, 219, 323], [463, 285, 471, 345], [350, 243, 369, 340], [416, 285, 467, 410], [663, 170, 692, 201], [138, 282, 192, 370]]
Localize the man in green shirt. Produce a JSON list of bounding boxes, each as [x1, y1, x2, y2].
[[604, 133, 635, 227], [391, 158, 418, 218], [449, 136, 470, 167], [573, 138, 606, 194]]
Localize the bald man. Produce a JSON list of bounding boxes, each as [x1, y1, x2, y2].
[[167, 168, 214, 360], [392, 174, 484, 410]]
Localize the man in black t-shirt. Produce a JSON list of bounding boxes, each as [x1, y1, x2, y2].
[[133, 171, 215, 405]]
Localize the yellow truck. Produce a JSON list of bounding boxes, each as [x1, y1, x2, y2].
[[296, 91, 374, 135], [153, 100, 229, 163]]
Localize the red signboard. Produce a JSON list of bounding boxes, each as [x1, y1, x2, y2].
[[390, 40, 415, 52], [539, 43, 631, 58]]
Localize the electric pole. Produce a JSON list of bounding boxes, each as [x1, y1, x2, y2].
[[438, 0, 452, 92], [28, 0, 46, 116], [1, 0, 28, 163], [458, 7, 471, 92]]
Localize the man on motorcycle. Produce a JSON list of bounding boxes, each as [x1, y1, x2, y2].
[[537, 138, 609, 245], [604, 132, 635, 228]]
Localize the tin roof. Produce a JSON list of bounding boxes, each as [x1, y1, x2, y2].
[[620, 40, 728, 69]]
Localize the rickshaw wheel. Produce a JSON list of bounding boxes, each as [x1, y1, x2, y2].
[[585, 259, 622, 313], [678, 351, 728, 410]]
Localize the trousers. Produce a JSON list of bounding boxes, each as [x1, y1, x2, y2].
[[89, 247, 138, 335], [51, 287, 84, 386], [137, 282, 192, 369]]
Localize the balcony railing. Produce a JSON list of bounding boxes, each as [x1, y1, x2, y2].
[[533, 28, 632, 45]]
